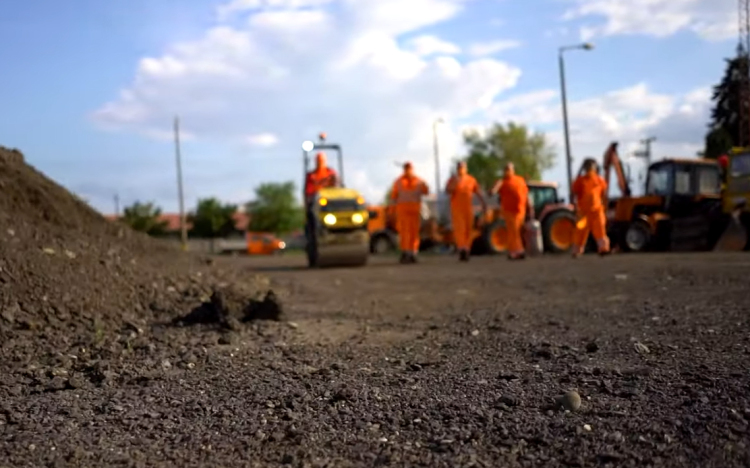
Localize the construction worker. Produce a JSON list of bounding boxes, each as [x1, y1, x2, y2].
[[446, 161, 486, 261], [492, 162, 533, 260], [571, 158, 610, 257], [390, 162, 429, 264], [303, 152, 338, 239]]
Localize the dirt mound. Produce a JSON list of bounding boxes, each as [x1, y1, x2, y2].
[[176, 288, 284, 329], [0, 146, 265, 371]]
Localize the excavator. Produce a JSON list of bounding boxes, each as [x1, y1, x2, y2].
[[302, 133, 370, 268], [598, 142, 747, 252]]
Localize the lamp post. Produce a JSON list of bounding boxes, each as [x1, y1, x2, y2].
[[432, 118, 444, 193], [559, 42, 594, 202]]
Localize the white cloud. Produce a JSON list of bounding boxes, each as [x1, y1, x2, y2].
[[405, 35, 461, 56], [467, 40, 522, 56], [244, 133, 279, 147], [91, 0, 521, 205], [563, 0, 735, 41], [487, 83, 712, 198]]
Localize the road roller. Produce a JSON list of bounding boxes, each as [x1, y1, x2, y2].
[[302, 133, 370, 268]]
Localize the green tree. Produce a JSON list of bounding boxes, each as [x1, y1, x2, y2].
[[121, 201, 168, 235], [462, 122, 555, 190], [188, 197, 238, 238], [705, 52, 750, 156], [247, 182, 304, 234]]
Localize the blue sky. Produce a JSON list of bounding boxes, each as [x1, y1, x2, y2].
[[0, 0, 737, 214]]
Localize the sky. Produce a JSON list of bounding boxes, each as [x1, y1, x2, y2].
[[0, 0, 739, 214]]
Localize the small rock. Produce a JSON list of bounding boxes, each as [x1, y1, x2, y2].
[[634, 342, 650, 354], [583, 424, 592, 431], [160, 360, 172, 370], [287, 321, 299, 329], [498, 395, 519, 407], [556, 390, 582, 412], [471, 329, 480, 337], [218, 334, 234, 345], [42, 247, 55, 255], [586, 342, 599, 353], [64, 250, 76, 259], [614, 274, 628, 280]]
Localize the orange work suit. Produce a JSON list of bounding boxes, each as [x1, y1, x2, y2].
[[572, 172, 610, 254], [304, 167, 337, 199], [446, 174, 480, 252], [391, 175, 428, 254], [497, 174, 528, 257]]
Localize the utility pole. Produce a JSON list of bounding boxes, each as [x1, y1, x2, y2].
[[558, 42, 594, 202], [114, 193, 120, 217], [174, 116, 188, 251], [432, 118, 444, 193], [635, 136, 656, 166]]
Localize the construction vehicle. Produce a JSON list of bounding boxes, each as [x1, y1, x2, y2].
[[715, 147, 750, 250], [600, 142, 737, 252], [367, 181, 576, 255], [302, 133, 370, 268], [475, 181, 576, 255]]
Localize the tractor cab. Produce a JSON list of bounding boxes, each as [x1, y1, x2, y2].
[[644, 159, 721, 199], [724, 149, 750, 215]]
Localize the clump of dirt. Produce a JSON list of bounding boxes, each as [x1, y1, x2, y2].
[[177, 288, 284, 329], [0, 146, 267, 371]]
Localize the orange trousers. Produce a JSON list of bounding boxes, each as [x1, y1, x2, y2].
[[451, 206, 473, 251], [503, 211, 525, 256], [573, 209, 610, 253], [396, 207, 421, 253]]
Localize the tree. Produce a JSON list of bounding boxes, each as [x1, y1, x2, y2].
[[462, 122, 555, 190], [247, 182, 304, 234], [120, 201, 168, 235], [188, 197, 238, 238], [705, 52, 750, 156]]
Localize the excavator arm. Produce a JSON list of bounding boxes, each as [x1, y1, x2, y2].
[[602, 142, 631, 198]]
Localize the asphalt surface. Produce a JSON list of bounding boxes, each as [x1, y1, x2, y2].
[[3, 251, 749, 467]]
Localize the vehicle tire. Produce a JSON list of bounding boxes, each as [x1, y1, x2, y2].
[[371, 234, 395, 254], [624, 220, 650, 252], [541, 210, 575, 253], [479, 219, 507, 255]]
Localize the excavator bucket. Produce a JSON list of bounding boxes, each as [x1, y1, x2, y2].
[[713, 201, 748, 252]]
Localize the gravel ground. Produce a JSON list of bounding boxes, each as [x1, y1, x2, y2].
[[3, 252, 749, 468]]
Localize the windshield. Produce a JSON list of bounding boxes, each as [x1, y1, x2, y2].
[[646, 165, 672, 195], [529, 186, 557, 210], [319, 198, 366, 213], [730, 152, 750, 177]]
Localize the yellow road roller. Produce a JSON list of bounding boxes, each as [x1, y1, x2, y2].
[[302, 133, 370, 268]]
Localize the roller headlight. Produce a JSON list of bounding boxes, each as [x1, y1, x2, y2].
[[351, 213, 364, 224], [323, 214, 337, 225]]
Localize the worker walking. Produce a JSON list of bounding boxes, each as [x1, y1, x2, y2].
[[571, 158, 610, 257], [390, 162, 429, 264], [303, 152, 338, 239], [445, 161, 486, 261], [492, 162, 533, 260]]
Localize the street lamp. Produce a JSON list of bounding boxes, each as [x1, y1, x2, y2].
[[432, 117, 444, 193], [559, 42, 594, 202]]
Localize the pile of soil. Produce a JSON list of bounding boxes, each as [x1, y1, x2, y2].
[[0, 146, 276, 373]]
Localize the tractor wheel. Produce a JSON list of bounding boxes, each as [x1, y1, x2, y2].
[[541, 210, 576, 253], [623, 220, 651, 252], [371, 234, 395, 254], [479, 219, 508, 255]]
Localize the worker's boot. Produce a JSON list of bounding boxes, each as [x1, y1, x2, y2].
[[410, 252, 418, 263], [399, 252, 410, 264], [459, 249, 469, 262]]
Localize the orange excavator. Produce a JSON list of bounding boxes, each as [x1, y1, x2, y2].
[[597, 142, 736, 252]]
